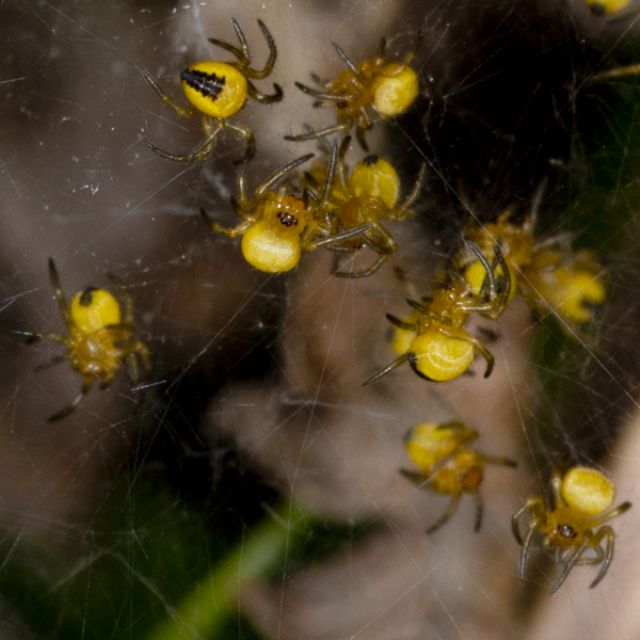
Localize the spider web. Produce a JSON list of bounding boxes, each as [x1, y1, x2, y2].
[[1, 0, 640, 638]]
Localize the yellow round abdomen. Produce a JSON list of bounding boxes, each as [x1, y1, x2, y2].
[[70, 288, 122, 333], [241, 221, 302, 273], [561, 466, 615, 516], [181, 61, 248, 119], [409, 329, 475, 382], [371, 64, 419, 118]]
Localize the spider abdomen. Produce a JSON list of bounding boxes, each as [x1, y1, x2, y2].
[[409, 329, 476, 382], [181, 61, 248, 119]]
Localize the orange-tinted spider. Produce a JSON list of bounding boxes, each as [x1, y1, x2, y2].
[[512, 466, 631, 593], [364, 243, 510, 384], [200, 148, 372, 273], [286, 38, 419, 149], [301, 138, 426, 277], [460, 208, 606, 329], [17, 259, 151, 421], [402, 421, 516, 533]]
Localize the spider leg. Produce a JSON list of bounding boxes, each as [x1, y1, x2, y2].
[[588, 526, 616, 589], [144, 118, 222, 163], [511, 501, 537, 546], [48, 258, 69, 322], [310, 223, 372, 249], [293, 81, 358, 102], [206, 37, 246, 63], [590, 61, 640, 82], [385, 314, 417, 331], [362, 353, 409, 386], [478, 453, 518, 468], [126, 352, 141, 393], [476, 326, 500, 342], [200, 207, 253, 238], [317, 141, 340, 210], [472, 490, 484, 532], [594, 500, 632, 526], [302, 171, 321, 190], [109, 287, 135, 326], [126, 344, 153, 396], [127, 340, 152, 374], [399, 468, 427, 487], [405, 298, 429, 313], [285, 120, 352, 143], [377, 37, 387, 58], [34, 354, 67, 373], [223, 121, 256, 164], [492, 243, 512, 313], [429, 324, 495, 378], [332, 42, 366, 82], [426, 493, 462, 534], [467, 241, 497, 300], [245, 19, 278, 79], [141, 68, 194, 118], [230, 17, 250, 62], [48, 381, 91, 422], [550, 470, 563, 507], [549, 540, 588, 594], [255, 153, 315, 199], [355, 118, 371, 152], [334, 253, 388, 279], [395, 162, 427, 215], [14, 330, 67, 345], [517, 524, 537, 583], [246, 79, 283, 104]]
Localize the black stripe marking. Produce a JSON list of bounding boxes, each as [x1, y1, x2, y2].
[[181, 68, 226, 101], [79, 287, 98, 306]]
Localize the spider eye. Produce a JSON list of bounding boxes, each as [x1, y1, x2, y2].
[[276, 211, 299, 227], [556, 524, 578, 539]]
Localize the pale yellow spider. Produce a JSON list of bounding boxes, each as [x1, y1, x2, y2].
[[286, 37, 419, 149], [402, 421, 516, 533], [512, 466, 631, 593]]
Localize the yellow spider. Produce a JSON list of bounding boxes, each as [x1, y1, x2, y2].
[[523, 249, 605, 324], [302, 138, 426, 277], [200, 149, 371, 273], [401, 421, 516, 533], [285, 38, 419, 149], [364, 243, 510, 384], [585, 0, 631, 15], [460, 209, 606, 328], [18, 259, 151, 421], [512, 466, 631, 593], [142, 18, 282, 164]]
